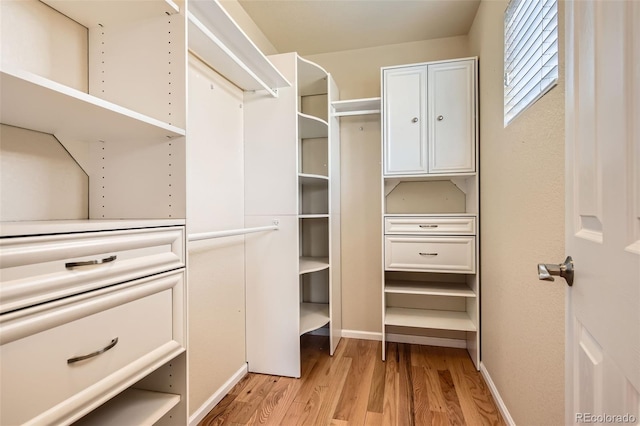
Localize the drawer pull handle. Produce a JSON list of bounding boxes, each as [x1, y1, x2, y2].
[[67, 337, 119, 364], [419, 252, 438, 256], [65, 255, 117, 269], [419, 225, 439, 228]]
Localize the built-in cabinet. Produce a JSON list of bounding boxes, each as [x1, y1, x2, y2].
[[381, 58, 480, 368], [244, 53, 341, 378], [383, 60, 475, 176]]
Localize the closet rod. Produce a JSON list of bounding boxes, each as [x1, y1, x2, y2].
[[188, 223, 279, 242]]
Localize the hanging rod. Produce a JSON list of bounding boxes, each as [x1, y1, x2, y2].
[[188, 221, 279, 242]]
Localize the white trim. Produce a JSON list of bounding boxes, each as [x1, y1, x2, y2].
[[188, 363, 248, 426], [480, 362, 516, 426], [341, 329, 382, 341], [341, 329, 466, 349]]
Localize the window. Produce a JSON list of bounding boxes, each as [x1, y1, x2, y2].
[[504, 0, 558, 126]]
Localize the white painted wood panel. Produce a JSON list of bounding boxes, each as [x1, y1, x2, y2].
[[244, 215, 300, 377], [566, 0, 640, 421], [383, 66, 427, 175], [427, 60, 475, 174]]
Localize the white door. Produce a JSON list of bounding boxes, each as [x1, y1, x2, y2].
[[382, 65, 427, 175], [427, 60, 476, 174], [563, 1, 640, 423]]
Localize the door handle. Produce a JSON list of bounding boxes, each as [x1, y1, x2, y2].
[[538, 256, 574, 286]]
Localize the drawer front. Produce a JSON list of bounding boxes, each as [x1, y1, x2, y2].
[[385, 236, 476, 273], [0, 226, 184, 313], [385, 216, 476, 235], [0, 271, 183, 426]]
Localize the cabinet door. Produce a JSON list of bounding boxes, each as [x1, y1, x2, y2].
[[383, 66, 427, 175], [428, 60, 475, 174]]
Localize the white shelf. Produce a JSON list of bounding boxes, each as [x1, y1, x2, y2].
[[383, 213, 477, 218], [299, 257, 330, 274], [299, 173, 329, 186], [298, 113, 328, 139], [385, 280, 476, 297], [0, 219, 186, 238], [332, 97, 381, 117], [298, 214, 329, 219], [297, 56, 328, 96], [188, 1, 290, 97], [74, 388, 180, 426], [0, 67, 185, 144], [41, 0, 179, 27], [385, 307, 476, 332], [300, 302, 330, 335]]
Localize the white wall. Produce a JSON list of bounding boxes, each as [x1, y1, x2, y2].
[[468, 1, 566, 424]]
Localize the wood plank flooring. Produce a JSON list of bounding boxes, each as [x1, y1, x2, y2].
[[199, 336, 505, 426]]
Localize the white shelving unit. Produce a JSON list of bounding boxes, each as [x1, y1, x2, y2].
[[244, 52, 341, 378], [381, 58, 480, 368]]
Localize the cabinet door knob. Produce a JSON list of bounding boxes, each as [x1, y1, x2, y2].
[[411, 117, 419, 123], [437, 115, 444, 121]]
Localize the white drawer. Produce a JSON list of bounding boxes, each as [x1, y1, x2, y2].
[[0, 226, 184, 313], [0, 270, 184, 426], [385, 216, 476, 235], [385, 236, 476, 273]]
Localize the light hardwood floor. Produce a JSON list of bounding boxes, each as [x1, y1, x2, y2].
[[199, 336, 505, 425]]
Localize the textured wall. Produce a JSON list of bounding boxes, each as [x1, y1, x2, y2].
[[468, 1, 566, 424]]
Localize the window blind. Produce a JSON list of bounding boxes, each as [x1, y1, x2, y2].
[[504, 0, 558, 126]]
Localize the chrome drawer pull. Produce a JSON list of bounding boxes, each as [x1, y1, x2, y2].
[[65, 255, 117, 269], [67, 337, 119, 364], [419, 225, 439, 228], [419, 252, 438, 256]]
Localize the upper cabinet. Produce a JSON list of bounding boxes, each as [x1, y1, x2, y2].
[[382, 59, 476, 177]]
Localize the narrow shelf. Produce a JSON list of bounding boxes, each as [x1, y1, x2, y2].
[[0, 219, 186, 238], [74, 388, 180, 426], [332, 97, 381, 117], [298, 214, 329, 219], [297, 56, 328, 96], [42, 0, 179, 27], [385, 307, 476, 332], [300, 302, 330, 335], [188, 1, 290, 97], [385, 280, 476, 297], [299, 257, 330, 274], [298, 113, 328, 139], [0, 67, 185, 144], [299, 173, 329, 186]]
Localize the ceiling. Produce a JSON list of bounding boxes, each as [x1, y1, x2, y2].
[[237, 0, 481, 56]]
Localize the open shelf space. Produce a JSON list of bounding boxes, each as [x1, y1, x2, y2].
[[0, 68, 185, 144], [41, 0, 179, 27], [385, 307, 476, 332], [385, 280, 476, 297], [187, 2, 290, 97], [300, 302, 329, 335], [74, 388, 180, 426], [297, 57, 328, 96], [299, 257, 330, 274], [298, 113, 328, 139], [332, 97, 381, 117]]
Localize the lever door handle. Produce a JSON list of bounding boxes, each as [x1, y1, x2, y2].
[[538, 256, 574, 286]]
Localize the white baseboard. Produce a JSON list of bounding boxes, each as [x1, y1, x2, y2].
[[340, 329, 466, 349], [341, 329, 382, 341], [480, 362, 516, 426], [189, 363, 248, 426]]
